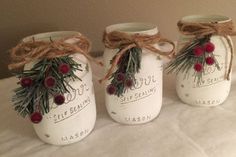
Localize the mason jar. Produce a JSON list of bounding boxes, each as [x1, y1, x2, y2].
[[103, 23, 172, 125], [23, 31, 96, 145], [175, 15, 233, 106]]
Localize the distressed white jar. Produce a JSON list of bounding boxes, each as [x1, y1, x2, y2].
[[24, 31, 96, 145], [176, 15, 233, 106], [103, 23, 171, 125]]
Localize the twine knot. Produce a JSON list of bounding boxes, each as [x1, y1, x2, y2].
[[99, 31, 175, 83], [8, 33, 103, 70], [178, 20, 236, 38], [177, 19, 236, 80]]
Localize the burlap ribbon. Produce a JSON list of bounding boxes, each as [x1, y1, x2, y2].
[[177, 20, 236, 80], [99, 31, 175, 83], [8, 33, 103, 70]]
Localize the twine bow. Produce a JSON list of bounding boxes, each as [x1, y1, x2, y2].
[[177, 20, 236, 80], [99, 31, 175, 83], [8, 33, 103, 70]]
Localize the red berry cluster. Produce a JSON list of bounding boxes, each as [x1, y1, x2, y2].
[[193, 42, 215, 72], [106, 72, 134, 95], [20, 63, 70, 124]]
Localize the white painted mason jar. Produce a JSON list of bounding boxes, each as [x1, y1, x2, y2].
[[176, 15, 233, 106], [103, 23, 171, 125], [23, 31, 96, 145]]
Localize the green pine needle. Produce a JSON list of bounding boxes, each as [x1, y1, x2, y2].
[[109, 47, 142, 97], [12, 56, 82, 117], [166, 36, 220, 85]]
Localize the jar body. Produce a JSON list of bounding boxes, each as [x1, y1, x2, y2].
[[103, 23, 164, 125], [176, 15, 233, 106], [24, 32, 96, 145]]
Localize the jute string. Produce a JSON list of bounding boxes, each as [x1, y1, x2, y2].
[[8, 33, 103, 70], [99, 31, 175, 83], [177, 20, 236, 80]]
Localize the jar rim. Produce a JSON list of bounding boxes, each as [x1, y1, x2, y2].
[[22, 31, 81, 42], [105, 22, 158, 35], [180, 15, 231, 23]]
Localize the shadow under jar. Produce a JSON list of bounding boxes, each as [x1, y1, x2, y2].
[[173, 15, 234, 106], [22, 31, 96, 145], [103, 23, 173, 125]]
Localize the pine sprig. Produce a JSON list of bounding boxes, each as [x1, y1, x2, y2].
[[166, 35, 220, 84], [107, 47, 142, 97], [12, 56, 82, 118]]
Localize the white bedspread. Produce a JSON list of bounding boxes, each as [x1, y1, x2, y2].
[[0, 59, 236, 157]]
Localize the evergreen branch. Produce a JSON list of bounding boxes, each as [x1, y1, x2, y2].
[[108, 47, 142, 97], [166, 35, 221, 85], [12, 56, 82, 117]]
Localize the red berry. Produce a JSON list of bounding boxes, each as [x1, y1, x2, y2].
[[194, 63, 203, 72], [58, 63, 70, 74], [125, 79, 133, 88], [106, 84, 116, 95], [116, 73, 125, 82], [54, 94, 65, 105], [193, 46, 204, 57], [204, 42, 215, 53], [30, 112, 42, 124], [44, 76, 56, 88], [205, 57, 215, 65], [20, 77, 33, 87]]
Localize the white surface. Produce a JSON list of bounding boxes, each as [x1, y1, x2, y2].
[[176, 15, 233, 106], [104, 50, 163, 124], [23, 31, 97, 145], [104, 23, 163, 124], [32, 55, 96, 145], [0, 59, 236, 157], [176, 35, 232, 106]]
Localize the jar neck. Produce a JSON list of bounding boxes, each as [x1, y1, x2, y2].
[[178, 15, 232, 38], [105, 23, 158, 35], [180, 14, 231, 24], [22, 31, 80, 42]]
